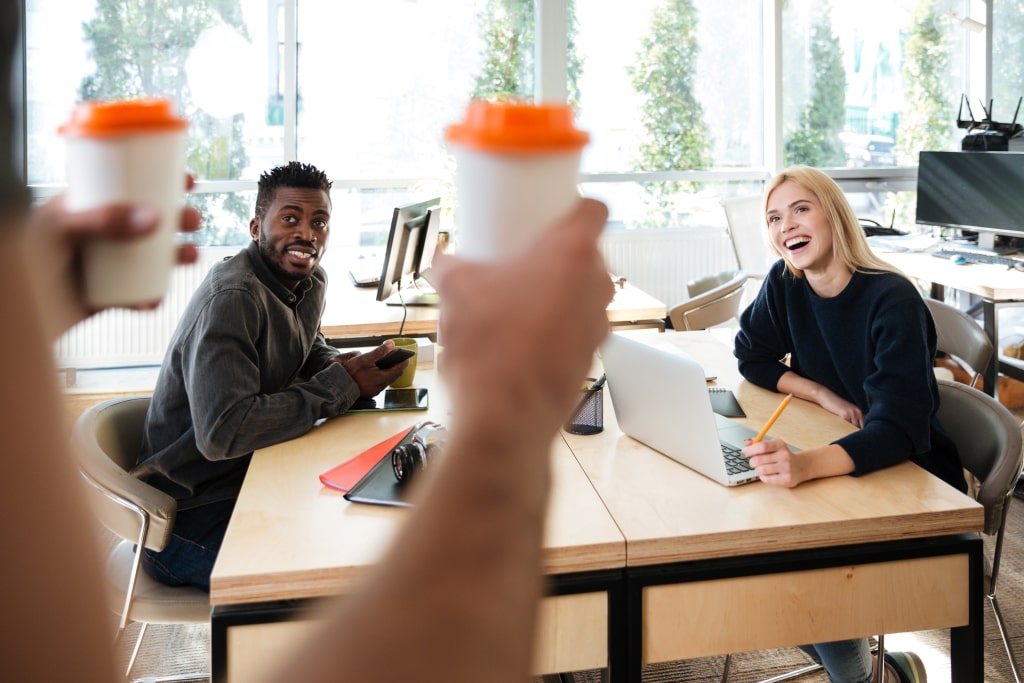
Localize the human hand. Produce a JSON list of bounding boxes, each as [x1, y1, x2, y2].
[[431, 198, 614, 445], [335, 341, 409, 398], [20, 175, 202, 341], [816, 390, 864, 428], [743, 437, 804, 487]]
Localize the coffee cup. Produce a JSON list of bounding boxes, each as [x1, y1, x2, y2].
[[60, 98, 188, 307], [445, 100, 589, 262], [389, 338, 419, 388]]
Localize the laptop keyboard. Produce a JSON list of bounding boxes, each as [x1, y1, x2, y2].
[[722, 443, 754, 475]]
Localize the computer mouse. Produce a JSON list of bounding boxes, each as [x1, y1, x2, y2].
[[952, 255, 968, 265], [1014, 261, 1024, 272]]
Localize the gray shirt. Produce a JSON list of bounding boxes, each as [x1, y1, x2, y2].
[[133, 240, 360, 509]]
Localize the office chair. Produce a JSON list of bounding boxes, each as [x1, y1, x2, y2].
[[722, 378, 1024, 683], [668, 269, 747, 331], [72, 395, 210, 682], [936, 378, 1023, 683], [925, 297, 994, 389], [721, 195, 775, 281]]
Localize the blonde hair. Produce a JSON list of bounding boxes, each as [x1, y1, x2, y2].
[[762, 166, 903, 278]]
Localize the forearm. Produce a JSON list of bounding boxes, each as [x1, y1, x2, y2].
[[190, 362, 359, 458], [276, 422, 553, 683], [793, 444, 856, 483], [3, 270, 117, 681], [776, 370, 829, 404]]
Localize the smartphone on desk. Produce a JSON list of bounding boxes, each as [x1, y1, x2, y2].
[[348, 387, 429, 413]]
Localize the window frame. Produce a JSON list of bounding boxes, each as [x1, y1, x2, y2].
[[18, 0, 992, 211]]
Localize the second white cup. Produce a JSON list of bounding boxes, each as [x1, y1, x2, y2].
[[60, 98, 188, 308]]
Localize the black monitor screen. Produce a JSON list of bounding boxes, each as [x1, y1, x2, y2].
[[375, 197, 442, 306], [916, 150, 1024, 238]]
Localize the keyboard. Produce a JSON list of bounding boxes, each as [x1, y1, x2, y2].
[[722, 442, 754, 475], [931, 248, 1024, 269]]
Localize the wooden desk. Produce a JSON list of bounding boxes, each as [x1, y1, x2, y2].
[[319, 278, 668, 343], [209, 360, 627, 682], [566, 330, 985, 682], [876, 247, 1024, 397], [209, 331, 985, 683]]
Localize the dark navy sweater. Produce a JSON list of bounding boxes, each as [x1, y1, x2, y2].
[[734, 260, 966, 492]]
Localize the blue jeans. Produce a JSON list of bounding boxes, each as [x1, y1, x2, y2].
[[799, 638, 873, 683], [141, 498, 236, 592]]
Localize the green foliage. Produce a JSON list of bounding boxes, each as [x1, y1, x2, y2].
[[473, 0, 534, 100], [895, 0, 954, 165], [79, 0, 251, 246], [784, 7, 847, 167], [471, 0, 582, 109], [627, 0, 710, 226]]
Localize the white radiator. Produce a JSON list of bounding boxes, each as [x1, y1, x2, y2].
[[599, 227, 739, 309], [55, 230, 737, 370], [54, 248, 235, 370]]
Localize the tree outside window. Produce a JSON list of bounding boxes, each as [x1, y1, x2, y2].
[[80, 0, 251, 246]]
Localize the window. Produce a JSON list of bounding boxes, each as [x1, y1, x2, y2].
[[19, 0, 1005, 368]]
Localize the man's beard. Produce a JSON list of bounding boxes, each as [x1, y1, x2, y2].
[[259, 233, 312, 283]]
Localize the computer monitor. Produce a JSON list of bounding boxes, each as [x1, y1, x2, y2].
[[375, 197, 442, 306], [916, 150, 1024, 253]]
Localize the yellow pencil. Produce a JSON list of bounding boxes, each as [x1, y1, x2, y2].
[[751, 393, 792, 443]]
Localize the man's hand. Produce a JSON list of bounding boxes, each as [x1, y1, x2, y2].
[[334, 341, 410, 398], [431, 198, 614, 445]]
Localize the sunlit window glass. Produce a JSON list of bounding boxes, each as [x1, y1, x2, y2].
[[782, 0, 971, 170], [575, 0, 762, 175]]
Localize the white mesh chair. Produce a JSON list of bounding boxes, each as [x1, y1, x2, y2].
[[72, 395, 210, 682]]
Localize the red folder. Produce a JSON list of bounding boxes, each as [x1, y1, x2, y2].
[[319, 426, 414, 493]]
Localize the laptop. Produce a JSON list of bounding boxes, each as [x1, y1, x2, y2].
[[598, 332, 764, 487]]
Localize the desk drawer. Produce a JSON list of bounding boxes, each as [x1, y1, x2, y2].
[[218, 591, 608, 682], [642, 554, 969, 662]]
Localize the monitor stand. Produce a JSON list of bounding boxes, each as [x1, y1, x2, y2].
[[384, 280, 440, 307]]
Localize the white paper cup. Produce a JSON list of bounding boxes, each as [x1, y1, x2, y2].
[[446, 100, 589, 262], [60, 99, 188, 308]]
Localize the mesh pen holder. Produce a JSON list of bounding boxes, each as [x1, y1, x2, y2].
[[565, 377, 604, 435]]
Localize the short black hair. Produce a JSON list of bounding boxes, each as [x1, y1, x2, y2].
[[254, 161, 332, 220]]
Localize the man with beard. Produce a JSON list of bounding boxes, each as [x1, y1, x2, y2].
[[133, 161, 408, 591]]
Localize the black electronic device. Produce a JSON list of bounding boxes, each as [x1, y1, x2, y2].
[[347, 387, 430, 413], [375, 346, 416, 369], [375, 197, 442, 306], [957, 95, 1023, 151], [915, 150, 1024, 254]]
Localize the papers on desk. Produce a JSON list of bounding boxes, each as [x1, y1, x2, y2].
[[867, 233, 941, 252], [320, 425, 421, 508], [319, 426, 412, 493]]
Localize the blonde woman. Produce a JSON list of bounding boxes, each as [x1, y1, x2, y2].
[[735, 167, 965, 683]]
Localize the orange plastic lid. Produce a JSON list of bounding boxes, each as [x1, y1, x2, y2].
[[445, 100, 589, 153], [59, 98, 188, 138]]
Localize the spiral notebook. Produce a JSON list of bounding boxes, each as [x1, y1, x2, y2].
[[708, 387, 745, 418]]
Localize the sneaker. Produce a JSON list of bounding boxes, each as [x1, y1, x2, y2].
[[883, 651, 928, 683]]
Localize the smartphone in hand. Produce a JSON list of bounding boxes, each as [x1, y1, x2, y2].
[[375, 347, 416, 369]]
